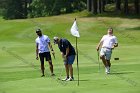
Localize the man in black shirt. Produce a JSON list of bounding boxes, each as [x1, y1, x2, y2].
[[54, 37, 76, 81]]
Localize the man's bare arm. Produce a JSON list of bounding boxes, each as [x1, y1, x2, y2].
[[48, 42, 55, 59], [36, 43, 39, 60], [65, 47, 70, 57], [96, 41, 103, 51]]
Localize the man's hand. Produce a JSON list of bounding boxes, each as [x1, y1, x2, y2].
[[96, 46, 99, 51], [112, 43, 118, 49], [112, 45, 115, 49], [52, 51, 55, 59], [36, 56, 39, 60], [52, 51, 55, 55], [64, 55, 67, 60], [61, 52, 67, 62], [63, 55, 67, 62]]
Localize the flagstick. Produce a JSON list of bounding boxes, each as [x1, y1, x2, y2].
[[76, 37, 79, 86], [70, 18, 80, 85]]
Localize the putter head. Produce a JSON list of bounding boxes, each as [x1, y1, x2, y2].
[[57, 78, 61, 80]]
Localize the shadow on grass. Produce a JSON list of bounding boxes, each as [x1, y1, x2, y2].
[[0, 71, 40, 82], [125, 26, 140, 31], [74, 79, 89, 81], [110, 72, 134, 75], [79, 11, 140, 19], [0, 65, 39, 69]]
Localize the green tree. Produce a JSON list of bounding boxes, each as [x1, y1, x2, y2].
[[87, 0, 92, 11], [116, 0, 121, 11], [134, 0, 139, 14], [29, 0, 86, 17], [91, 0, 97, 14], [124, 0, 129, 15], [51, 0, 62, 15], [3, 0, 25, 19], [29, 0, 47, 17], [0, 0, 6, 15]]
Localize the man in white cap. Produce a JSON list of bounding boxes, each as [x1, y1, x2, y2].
[[96, 28, 118, 74], [35, 29, 55, 77], [53, 37, 76, 81]]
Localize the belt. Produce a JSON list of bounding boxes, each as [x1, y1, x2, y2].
[[102, 47, 112, 50]]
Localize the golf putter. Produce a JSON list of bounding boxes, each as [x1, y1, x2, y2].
[[97, 51, 100, 73], [57, 66, 64, 80], [52, 53, 55, 59], [57, 59, 66, 80]]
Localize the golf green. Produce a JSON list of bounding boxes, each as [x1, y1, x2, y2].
[[0, 12, 140, 93]]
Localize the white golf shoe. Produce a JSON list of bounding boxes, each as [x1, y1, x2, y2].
[[105, 66, 110, 74], [66, 77, 74, 81], [62, 77, 69, 81]]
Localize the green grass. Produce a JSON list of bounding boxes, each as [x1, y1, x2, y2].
[[0, 12, 140, 93]]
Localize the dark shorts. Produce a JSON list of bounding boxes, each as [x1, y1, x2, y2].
[[39, 52, 52, 65], [64, 55, 75, 65]]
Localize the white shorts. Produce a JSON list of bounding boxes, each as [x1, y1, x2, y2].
[[100, 48, 112, 60]]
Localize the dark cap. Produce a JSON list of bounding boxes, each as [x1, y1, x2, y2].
[[36, 29, 41, 33]]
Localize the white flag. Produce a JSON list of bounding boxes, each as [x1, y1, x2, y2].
[[70, 20, 80, 37]]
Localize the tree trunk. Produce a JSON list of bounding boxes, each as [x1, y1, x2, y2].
[[24, 0, 27, 18], [116, 0, 121, 11], [102, 0, 106, 12], [91, 0, 97, 14], [98, 0, 102, 13], [107, 0, 112, 4], [124, 0, 128, 15], [134, 0, 139, 14], [87, 0, 92, 11]]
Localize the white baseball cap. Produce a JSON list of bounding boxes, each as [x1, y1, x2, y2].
[[53, 37, 59, 44]]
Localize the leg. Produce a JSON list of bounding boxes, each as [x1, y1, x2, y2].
[[68, 64, 73, 78], [61, 62, 69, 81], [105, 50, 112, 74], [45, 52, 54, 76], [48, 60, 54, 75], [106, 51, 112, 67], [41, 63, 45, 76], [100, 48, 107, 67], [39, 53, 45, 76], [65, 64, 69, 78], [100, 55, 107, 67], [66, 55, 75, 81], [106, 60, 111, 74], [100, 55, 110, 74], [106, 60, 111, 67]]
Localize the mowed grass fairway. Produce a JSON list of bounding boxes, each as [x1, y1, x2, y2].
[[0, 12, 140, 93]]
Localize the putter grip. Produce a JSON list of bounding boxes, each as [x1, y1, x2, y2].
[[53, 53, 55, 59]]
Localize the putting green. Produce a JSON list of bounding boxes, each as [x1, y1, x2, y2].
[[0, 12, 140, 93]]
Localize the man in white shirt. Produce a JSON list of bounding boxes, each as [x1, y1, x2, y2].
[[35, 29, 55, 77], [96, 28, 118, 74]]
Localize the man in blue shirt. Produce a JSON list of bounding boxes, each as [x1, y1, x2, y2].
[[54, 37, 76, 81]]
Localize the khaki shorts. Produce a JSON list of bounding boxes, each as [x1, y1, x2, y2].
[[100, 48, 112, 60]]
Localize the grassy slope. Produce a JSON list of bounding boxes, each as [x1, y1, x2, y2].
[[0, 12, 140, 93]]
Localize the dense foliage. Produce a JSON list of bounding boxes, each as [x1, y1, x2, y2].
[[0, 0, 139, 19]]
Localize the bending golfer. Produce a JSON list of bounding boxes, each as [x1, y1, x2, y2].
[[35, 29, 55, 77], [96, 28, 118, 74], [53, 37, 76, 81]]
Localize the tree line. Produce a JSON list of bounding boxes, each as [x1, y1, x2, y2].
[[0, 0, 139, 19], [0, 0, 86, 19], [87, 0, 139, 15]]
